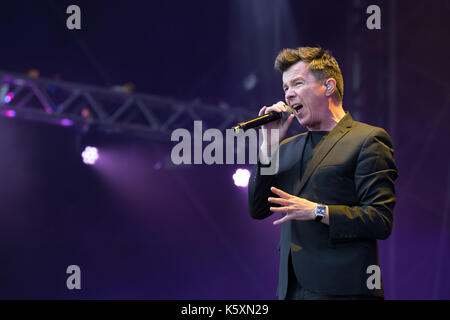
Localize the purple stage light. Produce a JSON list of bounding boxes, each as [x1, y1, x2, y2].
[[5, 110, 16, 118], [60, 118, 73, 126], [3, 92, 14, 104], [82, 146, 99, 165], [232, 168, 250, 187]]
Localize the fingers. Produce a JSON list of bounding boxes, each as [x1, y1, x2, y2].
[[270, 186, 292, 199], [270, 205, 293, 226], [268, 197, 290, 206], [259, 101, 288, 116], [273, 216, 289, 226], [265, 105, 283, 115], [280, 114, 295, 133], [270, 206, 294, 213], [258, 106, 267, 117], [271, 101, 288, 113]]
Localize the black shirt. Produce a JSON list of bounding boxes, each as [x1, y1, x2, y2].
[[301, 131, 329, 179]]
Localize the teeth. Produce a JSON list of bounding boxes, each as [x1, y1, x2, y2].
[[292, 104, 303, 111]]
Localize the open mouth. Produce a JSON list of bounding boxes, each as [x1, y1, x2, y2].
[[292, 104, 303, 112]]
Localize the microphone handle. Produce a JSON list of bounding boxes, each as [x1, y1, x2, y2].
[[232, 112, 282, 133]]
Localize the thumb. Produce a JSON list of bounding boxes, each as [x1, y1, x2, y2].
[[281, 114, 295, 135]]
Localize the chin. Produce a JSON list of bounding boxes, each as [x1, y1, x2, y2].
[[298, 117, 310, 127]]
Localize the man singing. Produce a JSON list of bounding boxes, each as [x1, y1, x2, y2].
[[248, 47, 398, 300]]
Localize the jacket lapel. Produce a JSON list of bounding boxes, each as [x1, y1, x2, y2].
[[291, 135, 307, 196], [293, 112, 354, 196]]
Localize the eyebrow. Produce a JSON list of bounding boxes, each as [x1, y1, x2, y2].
[[282, 76, 305, 88]]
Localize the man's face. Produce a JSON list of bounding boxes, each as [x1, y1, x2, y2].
[[282, 61, 329, 130]]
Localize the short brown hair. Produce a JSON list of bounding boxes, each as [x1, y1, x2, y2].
[[274, 47, 344, 103]]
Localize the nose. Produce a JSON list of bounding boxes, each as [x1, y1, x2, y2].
[[285, 87, 296, 102]]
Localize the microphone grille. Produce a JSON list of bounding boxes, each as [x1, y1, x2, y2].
[[281, 105, 294, 120]]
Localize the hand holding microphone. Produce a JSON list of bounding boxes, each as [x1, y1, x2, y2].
[[253, 101, 295, 162], [257, 101, 294, 132], [232, 101, 294, 133]]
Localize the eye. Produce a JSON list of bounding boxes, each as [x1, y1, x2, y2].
[[295, 81, 304, 86]]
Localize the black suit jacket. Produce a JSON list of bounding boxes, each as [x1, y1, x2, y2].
[[248, 112, 398, 299]]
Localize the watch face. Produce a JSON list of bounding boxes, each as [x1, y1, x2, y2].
[[315, 205, 326, 222], [315, 205, 326, 217]]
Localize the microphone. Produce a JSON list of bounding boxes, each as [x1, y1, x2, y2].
[[232, 106, 293, 133]]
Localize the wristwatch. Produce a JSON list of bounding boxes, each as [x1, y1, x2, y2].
[[314, 204, 327, 222]]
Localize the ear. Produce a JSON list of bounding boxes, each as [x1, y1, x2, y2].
[[324, 78, 337, 97]]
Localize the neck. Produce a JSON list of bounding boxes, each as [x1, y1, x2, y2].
[[308, 101, 346, 131]]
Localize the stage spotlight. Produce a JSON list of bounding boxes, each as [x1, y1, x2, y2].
[[3, 92, 14, 104], [60, 118, 73, 127], [81, 108, 91, 118], [81, 146, 99, 165], [5, 110, 16, 118], [233, 168, 250, 187]]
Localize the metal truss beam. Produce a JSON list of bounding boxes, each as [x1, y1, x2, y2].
[[0, 70, 255, 141]]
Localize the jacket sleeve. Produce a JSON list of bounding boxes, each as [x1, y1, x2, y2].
[[328, 127, 399, 241], [247, 162, 277, 220]]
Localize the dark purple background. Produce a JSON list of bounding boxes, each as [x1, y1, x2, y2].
[[0, 0, 449, 299]]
